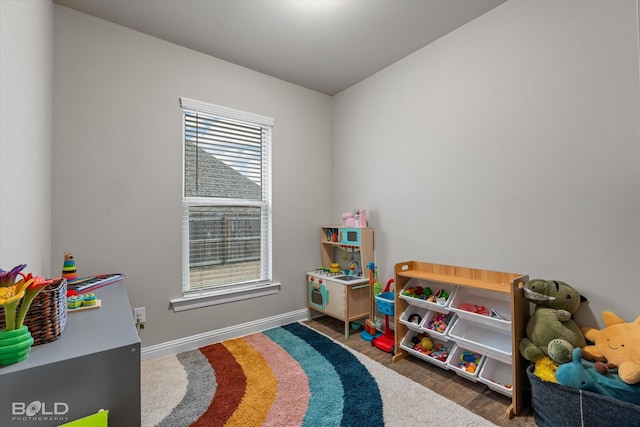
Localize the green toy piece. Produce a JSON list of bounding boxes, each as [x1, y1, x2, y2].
[[519, 279, 587, 364], [373, 281, 382, 296]]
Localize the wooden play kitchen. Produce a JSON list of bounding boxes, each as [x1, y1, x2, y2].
[[307, 226, 374, 339], [393, 260, 529, 419]]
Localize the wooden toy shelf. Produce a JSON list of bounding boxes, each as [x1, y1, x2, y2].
[[393, 260, 529, 419]]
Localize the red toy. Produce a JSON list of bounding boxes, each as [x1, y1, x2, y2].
[[372, 279, 395, 354]]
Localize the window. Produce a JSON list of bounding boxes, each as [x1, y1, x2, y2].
[[175, 97, 276, 309]]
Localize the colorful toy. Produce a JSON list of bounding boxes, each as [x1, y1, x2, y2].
[[411, 334, 450, 362], [428, 342, 450, 362], [407, 313, 422, 324], [458, 303, 490, 316], [83, 292, 97, 307], [581, 311, 640, 385], [62, 252, 78, 281], [67, 295, 83, 309], [518, 279, 586, 364], [556, 348, 640, 405], [425, 312, 454, 334], [401, 287, 450, 305], [457, 350, 482, 373], [532, 356, 560, 383], [420, 336, 433, 351]]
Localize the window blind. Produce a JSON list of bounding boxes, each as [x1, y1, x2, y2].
[[180, 98, 273, 294]]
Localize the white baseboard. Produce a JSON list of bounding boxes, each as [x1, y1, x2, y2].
[[140, 308, 309, 361]]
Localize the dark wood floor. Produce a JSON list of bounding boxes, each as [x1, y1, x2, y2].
[[304, 316, 538, 427]]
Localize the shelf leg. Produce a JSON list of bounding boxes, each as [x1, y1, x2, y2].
[[506, 403, 515, 419]]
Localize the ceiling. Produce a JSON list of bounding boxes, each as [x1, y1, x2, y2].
[[53, 0, 507, 95]]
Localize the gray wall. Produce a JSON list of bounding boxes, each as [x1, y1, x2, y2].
[[0, 0, 53, 274], [53, 6, 333, 346], [333, 0, 640, 326], [3, 0, 638, 350]]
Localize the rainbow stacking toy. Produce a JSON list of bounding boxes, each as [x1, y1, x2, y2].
[[67, 295, 83, 309], [83, 293, 97, 307], [62, 252, 78, 281]]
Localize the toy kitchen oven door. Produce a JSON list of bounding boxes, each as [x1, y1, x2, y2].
[[308, 275, 327, 311]]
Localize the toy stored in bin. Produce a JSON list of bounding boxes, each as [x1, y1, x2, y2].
[[399, 331, 455, 368], [447, 345, 485, 382]]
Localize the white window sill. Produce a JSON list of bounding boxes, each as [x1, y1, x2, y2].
[[170, 282, 281, 312]]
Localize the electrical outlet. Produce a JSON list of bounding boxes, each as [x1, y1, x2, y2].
[[133, 307, 146, 324]]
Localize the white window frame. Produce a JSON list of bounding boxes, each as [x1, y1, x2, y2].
[[171, 97, 279, 312]]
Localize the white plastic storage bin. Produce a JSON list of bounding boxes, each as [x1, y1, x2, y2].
[[449, 286, 511, 331], [479, 357, 513, 398], [399, 278, 457, 310], [399, 330, 455, 369], [419, 310, 456, 339], [447, 318, 512, 364], [399, 307, 429, 332], [447, 345, 485, 382]]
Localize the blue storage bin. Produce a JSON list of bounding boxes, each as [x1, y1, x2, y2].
[[375, 292, 395, 316], [527, 365, 640, 427]]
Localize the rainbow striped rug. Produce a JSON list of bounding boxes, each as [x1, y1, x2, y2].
[[141, 323, 497, 427]]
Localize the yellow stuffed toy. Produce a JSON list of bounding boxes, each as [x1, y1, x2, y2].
[[581, 311, 640, 385], [533, 356, 559, 383]]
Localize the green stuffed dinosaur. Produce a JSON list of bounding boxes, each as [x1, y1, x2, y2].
[[519, 279, 586, 364]]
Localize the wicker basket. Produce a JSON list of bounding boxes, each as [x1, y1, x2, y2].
[[0, 278, 67, 346]]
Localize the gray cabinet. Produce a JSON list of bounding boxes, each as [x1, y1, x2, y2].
[[0, 280, 140, 426]]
